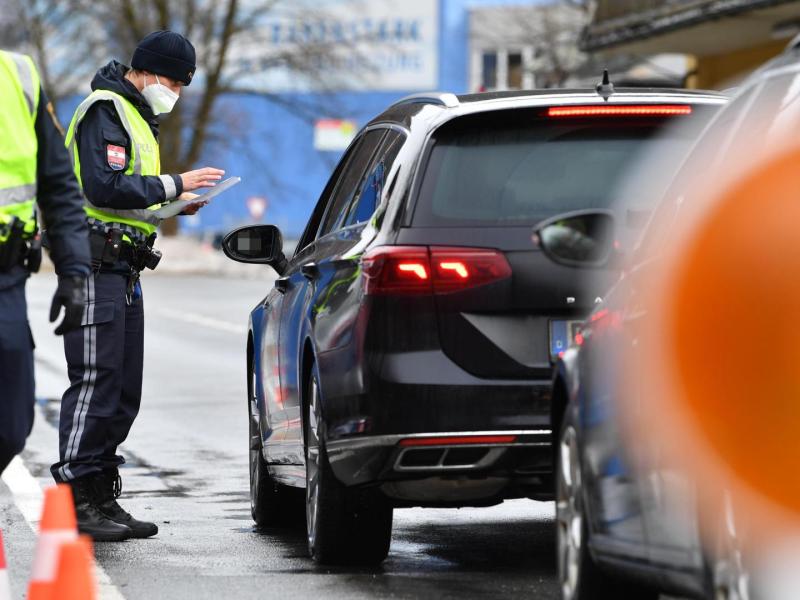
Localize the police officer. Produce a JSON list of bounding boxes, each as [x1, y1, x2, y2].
[[0, 51, 90, 475], [50, 31, 224, 541]]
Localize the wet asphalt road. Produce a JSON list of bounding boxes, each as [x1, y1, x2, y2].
[[15, 272, 560, 600]]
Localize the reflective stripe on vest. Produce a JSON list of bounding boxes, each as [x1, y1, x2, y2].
[[65, 89, 162, 236], [0, 183, 37, 206], [0, 51, 40, 238]]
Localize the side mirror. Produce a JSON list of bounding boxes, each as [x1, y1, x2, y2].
[[222, 225, 285, 269], [534, 210, 616, 268]]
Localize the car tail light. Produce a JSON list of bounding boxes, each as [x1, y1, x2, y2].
[[399, 434, 517, 447], [362, 246, 431, 295], [431, 248, 512, 293], [362, 246, 511, 296], [397, 262, 429, 280], [547, 105, 693, 118]]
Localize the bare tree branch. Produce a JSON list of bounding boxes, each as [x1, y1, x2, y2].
[[180, 0, 237, 170], [8, 0, 372, 233], [119, 0, 146, 43], [152, 0, 171, 30]]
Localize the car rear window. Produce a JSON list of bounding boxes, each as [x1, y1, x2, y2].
[[412, 106, 715, 227]]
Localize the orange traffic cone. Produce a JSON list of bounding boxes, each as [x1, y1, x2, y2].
[[51, 537, 96, 600], [27, 485, 78, 600], [0, 530, 11, 600]]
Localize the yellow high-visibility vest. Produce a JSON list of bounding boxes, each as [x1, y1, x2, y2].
[[65, 89, 162, 237], [0, 51, 40, 241]]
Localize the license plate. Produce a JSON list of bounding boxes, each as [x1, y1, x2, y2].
[[550, 320, 583, 359]]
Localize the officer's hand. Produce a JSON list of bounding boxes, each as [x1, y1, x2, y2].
[[177, 192, 207, 216], [180, 167, 225, 192], [49, 275, 87, 336]]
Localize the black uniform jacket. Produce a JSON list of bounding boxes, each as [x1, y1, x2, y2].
[[74, 61, 183, 212], [0, 85, 91, 291]]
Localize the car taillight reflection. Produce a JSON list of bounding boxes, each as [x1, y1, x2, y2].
[[399, 434, 517, 447], [362, 246, 512, 295]]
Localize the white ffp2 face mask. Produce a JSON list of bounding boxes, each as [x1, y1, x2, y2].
[[142, 74, 179, 115]]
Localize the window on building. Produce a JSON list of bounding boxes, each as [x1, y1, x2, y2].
[[481, 52, 497, 90], [507, 52, 523, 89], [476, 49, 528, 91]]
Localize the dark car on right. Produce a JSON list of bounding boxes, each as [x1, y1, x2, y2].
[[548, 41, 800, 600]]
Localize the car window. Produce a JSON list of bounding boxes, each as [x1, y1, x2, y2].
[[317, 130, 385, 238], [633, 75, 800, 264], [294, 196, 327, 259], [635, 87, 757, 260], [412, 107, 716, 228], [343, 130, 405, 227], [743, 71, 800, 147], [294, 137, 367, 256]]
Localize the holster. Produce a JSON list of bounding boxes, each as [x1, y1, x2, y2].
[[25, 235, 42, 273], [89, 228, 123, 271], [0, 218, 27, 273], [130, 233, 161, 272]]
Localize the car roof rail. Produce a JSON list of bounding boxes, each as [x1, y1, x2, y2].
[[393, 92, 460, 109]]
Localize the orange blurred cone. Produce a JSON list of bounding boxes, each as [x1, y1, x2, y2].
[[27, 485, 78, 600], [0, 530, 11, 600], [52, 537, 96, 600]]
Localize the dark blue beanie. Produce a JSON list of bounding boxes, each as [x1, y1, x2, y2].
[[131, 30, 196, 86]]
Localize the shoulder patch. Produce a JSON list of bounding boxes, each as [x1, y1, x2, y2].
[[106, 144, 126, 171]]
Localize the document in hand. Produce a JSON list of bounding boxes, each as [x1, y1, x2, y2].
[[154, 176, 241, 219]]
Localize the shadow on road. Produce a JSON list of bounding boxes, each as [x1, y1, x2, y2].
[[248, 503, 559, 599]]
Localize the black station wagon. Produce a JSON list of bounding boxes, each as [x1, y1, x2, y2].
[[223, 83, 725, 565]]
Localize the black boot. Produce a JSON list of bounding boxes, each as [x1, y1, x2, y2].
[[70, 477, 132, 542], [96, 469, 158, 539]]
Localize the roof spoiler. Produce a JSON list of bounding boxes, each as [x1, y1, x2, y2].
[[394, 92, 460, 109]]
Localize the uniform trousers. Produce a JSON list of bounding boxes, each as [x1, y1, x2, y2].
[[0, 277, 34, 475], [51, 269, 143, 482]]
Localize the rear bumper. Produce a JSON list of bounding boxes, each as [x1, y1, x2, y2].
[[325, 430, 554, 505], [317, 346, 556, 504]]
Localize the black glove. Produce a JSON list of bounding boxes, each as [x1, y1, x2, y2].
[[49, 275, 87, 335]]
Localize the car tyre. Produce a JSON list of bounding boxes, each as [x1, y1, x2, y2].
[[305, 364, 393, 565], [249, 360, 293, 527], [556, 411, 657, 600]]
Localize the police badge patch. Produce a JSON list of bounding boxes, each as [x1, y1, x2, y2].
[[106, 144, 126, 170]]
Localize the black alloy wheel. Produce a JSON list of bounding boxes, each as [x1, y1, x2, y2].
[[304, 364, 393, 565]]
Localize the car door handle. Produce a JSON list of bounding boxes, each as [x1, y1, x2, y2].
[[274, 277, 290, 293], [301, 263, 319, 280]]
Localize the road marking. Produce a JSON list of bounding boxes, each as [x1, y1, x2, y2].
[[152, 307, 247, 335], [2, 457, 126, 600]]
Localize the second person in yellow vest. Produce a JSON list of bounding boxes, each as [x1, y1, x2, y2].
[[50, 30, 224, 542]]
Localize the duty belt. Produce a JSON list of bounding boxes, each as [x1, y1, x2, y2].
[[88, 224, 161, 273], [87, 218, 147, 246]]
